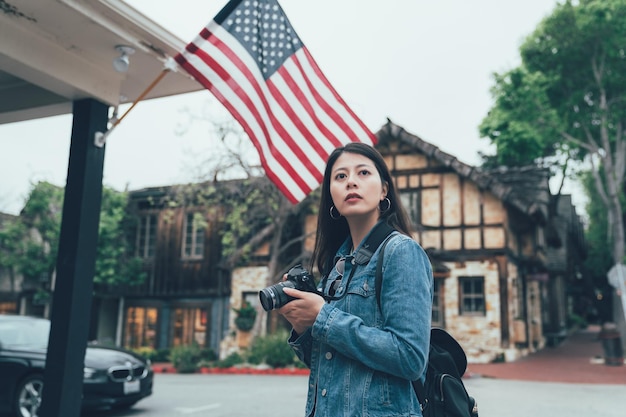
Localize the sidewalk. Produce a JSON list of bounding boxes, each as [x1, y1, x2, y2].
[[466, 325, 626, 385]]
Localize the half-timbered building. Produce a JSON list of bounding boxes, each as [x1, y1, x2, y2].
[[368, 121, 587, 361]]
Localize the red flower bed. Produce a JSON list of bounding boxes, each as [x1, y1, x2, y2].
[[152, 363, 309, 375]]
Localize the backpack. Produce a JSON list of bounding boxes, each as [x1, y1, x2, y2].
[[409, 328, 479, 417], [361, 221, 479, 417]]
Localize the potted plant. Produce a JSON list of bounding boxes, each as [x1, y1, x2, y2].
[[233, 301, 257, 332]]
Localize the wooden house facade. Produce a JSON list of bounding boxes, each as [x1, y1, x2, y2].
[[89, 180, 288, 357], [90, 185, 233, 354]]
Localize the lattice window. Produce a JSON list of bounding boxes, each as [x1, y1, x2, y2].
[[458, 276, 486, 316], [136, 214, 157, 258], [182, 212, 205, 259]]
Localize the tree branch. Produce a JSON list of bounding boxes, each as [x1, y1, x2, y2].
[[615, 121, 626, 186], [220, 222, 276, 270], [588, 154, 609, 206], [560, 130, 598, 153]]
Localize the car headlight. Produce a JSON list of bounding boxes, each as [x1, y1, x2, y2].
[[83, 367, 107, 382]]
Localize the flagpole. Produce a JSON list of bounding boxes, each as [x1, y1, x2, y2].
[[94, 67, 171, 147], [114, 68, 170, 129]]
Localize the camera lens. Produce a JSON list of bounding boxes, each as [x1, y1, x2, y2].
[[259, 281, 295, 311], [258, 285, 278, 311]]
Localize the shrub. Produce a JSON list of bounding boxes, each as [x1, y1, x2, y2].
[[216, 351, 245, 368], [568, 313, 588, 329], [170, 344, 202, 373], [132, 346, 156, 361], [200, 347, 218, 362], [154, 348, 171, 362], [130, 347, 171, 363], [248, 330, 298, 368]]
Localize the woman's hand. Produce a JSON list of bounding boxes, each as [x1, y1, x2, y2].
[[278, 287, 325, 335]]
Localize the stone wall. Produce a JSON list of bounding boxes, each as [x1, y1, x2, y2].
[[440, 259, 503, 363], [220, 265, 268, 358]]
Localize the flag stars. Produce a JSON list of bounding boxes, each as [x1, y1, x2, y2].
[[224, 0, 303, 78]]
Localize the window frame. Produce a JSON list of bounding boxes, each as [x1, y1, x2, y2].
[[136, 213, 157, 258], [399, 189, 420, 226], [458, 276, 486, 316], [181, 212, 205, 259], [123, 306, 159, 349], [431, 278, 445, 327]]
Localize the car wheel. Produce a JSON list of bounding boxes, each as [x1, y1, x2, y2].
[[14, 374, 44, 417]]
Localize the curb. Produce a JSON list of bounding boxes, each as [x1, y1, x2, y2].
[[152, 364, 310, 375]]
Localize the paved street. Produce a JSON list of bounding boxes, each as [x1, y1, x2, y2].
[[84, 374, 308, 417], [77, 325, 626, 417], [82, 373, 626, 417], [464, 378, 626, 417]]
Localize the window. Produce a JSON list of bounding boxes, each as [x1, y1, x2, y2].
[[171, 307, 207, 347], [0, 301, 17, 314], [182, 213, 205, 259], [136, 214, 157, 258], [243, 291, 261, 310], [459, 276, 486, 316], [124, 306, 158, 349], [400, 190, 420, 225], [431, 278, 444, 327]]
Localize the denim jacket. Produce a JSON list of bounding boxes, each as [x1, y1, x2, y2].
[[289, 230, 434, 417]]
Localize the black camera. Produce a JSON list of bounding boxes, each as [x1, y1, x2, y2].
[[259, 265, 318, 311]]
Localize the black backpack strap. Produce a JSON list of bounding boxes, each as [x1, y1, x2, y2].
[[353, 221, 394, 265], [412, 379, 426, 408], [374, 233, 427, 407]]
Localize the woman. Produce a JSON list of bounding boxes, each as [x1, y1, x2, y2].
[[279, 142, 433, 417]]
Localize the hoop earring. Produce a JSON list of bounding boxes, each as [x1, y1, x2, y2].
[[379, 197, 391, 213], [329, 205, 341, 220]]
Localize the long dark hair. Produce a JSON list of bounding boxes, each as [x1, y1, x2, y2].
[[310, 142, 413, 275]]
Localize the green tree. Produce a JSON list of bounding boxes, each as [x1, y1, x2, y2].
[[580, 171, 613, 281], [0, 182, 145, 295], [177, 117, 314, 269], [19, 181, 64, 286], [479, 0, 626, 269], [94, 186, 146, 286], [175, 117, 315, 332], [0, 214, 27, 292]]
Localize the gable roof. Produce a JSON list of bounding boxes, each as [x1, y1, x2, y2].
[[376, 119, 550, 224]]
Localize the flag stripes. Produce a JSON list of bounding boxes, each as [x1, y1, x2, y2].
[[175, 1, 376, 203]]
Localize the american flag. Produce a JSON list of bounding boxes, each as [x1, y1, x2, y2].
[[174, 0, 376, 204]]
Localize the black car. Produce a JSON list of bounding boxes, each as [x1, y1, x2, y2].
[[0, 315, 153, 417]]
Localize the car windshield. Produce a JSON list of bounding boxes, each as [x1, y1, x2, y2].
[[0, 318, 50, 349]]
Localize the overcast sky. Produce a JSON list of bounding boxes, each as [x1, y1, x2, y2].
[[0, 0, 564, 216]]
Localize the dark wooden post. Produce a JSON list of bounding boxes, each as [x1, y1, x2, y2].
[[40, 98, 108, 417]]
